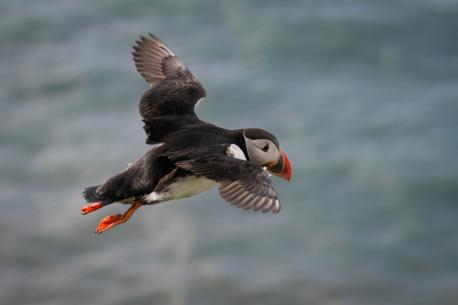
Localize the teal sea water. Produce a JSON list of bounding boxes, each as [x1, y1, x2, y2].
[[1, 1, 458, 304]]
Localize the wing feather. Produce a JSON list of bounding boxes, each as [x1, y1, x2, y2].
[[132, 33, 206, 144], [165, 144, 282, 214]]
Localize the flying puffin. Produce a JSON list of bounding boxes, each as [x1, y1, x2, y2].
[[81, 33, 292, 234]]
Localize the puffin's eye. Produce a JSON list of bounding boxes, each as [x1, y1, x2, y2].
[[262, 144, 269, 152]]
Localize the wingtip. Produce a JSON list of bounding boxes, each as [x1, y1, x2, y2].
[[272, 204, 281, 214]]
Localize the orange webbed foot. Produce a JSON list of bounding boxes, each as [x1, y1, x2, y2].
[[95, 203, 141, 234], [81, 202, 104, 215], [96, 214, 125, 234]]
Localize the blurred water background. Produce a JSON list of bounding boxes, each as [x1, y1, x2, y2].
[[1, 0, 458, 304]]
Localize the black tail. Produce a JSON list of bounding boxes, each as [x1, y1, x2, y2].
[[82, 185, 101, 203]]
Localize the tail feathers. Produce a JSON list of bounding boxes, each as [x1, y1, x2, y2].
[[83, 185, 101, 203]]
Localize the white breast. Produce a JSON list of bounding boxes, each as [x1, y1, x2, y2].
[[145, 175, 217, 203]]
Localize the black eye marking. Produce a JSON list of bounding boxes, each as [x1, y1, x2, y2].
[[262, 144, 269, 152]]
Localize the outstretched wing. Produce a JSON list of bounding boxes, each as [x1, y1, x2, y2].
[[132, 33, 207, 144], [165, 145, 281, 214]]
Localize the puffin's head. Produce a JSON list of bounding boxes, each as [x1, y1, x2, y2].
[[243, 128, 292, 181]]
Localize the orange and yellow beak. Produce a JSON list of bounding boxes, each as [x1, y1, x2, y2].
[[267, 149, 292, 181]]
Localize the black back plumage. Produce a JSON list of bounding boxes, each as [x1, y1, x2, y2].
[[84, 146, 174, 204]]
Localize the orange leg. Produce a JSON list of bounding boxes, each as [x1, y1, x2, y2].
[[95, 203, 142, 234], [81, 202, 104, 215]]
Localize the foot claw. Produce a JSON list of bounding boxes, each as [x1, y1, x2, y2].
[[81, 202, 104, 215]]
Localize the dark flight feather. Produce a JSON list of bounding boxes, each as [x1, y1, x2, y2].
[[132, 33, 207, 144]]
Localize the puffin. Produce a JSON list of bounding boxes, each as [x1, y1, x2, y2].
[[82, 33, 292, 234]]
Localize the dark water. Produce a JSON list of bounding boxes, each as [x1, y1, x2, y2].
[[1, 0, 458, 304]]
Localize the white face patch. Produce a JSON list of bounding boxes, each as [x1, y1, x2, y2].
[[226, 144, 247, 161], [244, 138, 279, 165]]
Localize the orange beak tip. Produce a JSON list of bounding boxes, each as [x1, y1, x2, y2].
[[269, 149, 292, 181]]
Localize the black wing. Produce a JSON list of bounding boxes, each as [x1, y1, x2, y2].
[[132, 33, 207, 144], [165, 145, 281, 214]]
